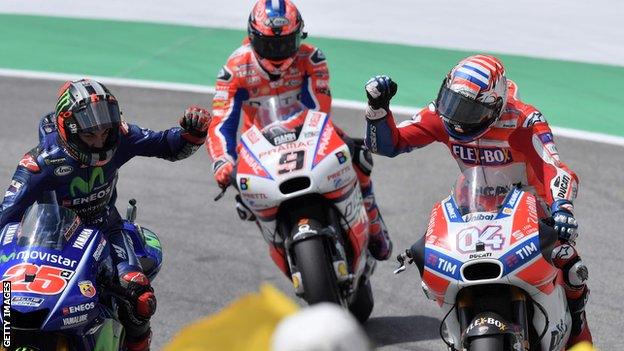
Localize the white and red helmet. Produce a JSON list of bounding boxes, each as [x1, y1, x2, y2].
[[436, 55, 508, 142], [248, 0, 306, 75]]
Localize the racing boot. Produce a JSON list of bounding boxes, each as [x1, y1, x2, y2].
[[566, 288, 593, 347], [362, 183, 392, 260], [124, 329, 152, 351]]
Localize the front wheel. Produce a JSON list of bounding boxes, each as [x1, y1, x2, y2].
[[349, 278, 374, 323], [293, 237, 341, 305], [468, 335, 505, 351]]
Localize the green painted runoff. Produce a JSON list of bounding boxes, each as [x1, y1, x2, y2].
[[1, 14, 622, 136]]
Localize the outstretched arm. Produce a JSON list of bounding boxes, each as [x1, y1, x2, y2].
[[120, 106, 210, 163], [364, 76, 444, 157]]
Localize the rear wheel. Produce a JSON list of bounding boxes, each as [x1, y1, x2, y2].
[[294, 237, 341, 305], [468, 335, 505, 351]]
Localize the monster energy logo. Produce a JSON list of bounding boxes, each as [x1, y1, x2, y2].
[[56, 88, 72, 115], [143, 230, 161, 251], [70, 167, 105, 197]]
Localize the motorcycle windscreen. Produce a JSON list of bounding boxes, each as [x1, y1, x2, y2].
[[256, 96, 306, 131], [452, 166, 516, 216], [17, 202, 80, 251]]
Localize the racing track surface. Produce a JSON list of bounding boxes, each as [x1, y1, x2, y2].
[[1, 77, 622, 350]]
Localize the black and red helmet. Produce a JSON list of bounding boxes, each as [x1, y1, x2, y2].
[[55, 79, 121, 166], [248, 0, 306, 75]]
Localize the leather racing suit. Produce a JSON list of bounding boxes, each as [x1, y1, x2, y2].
[[365, 80, 591, 344], [0, 113, 204, 349], [207, 41, 391, 261]]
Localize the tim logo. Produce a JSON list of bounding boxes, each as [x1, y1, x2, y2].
[[452, 144, 513, 166]]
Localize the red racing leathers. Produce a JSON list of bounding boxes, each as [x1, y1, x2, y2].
[[366, 80, 578, 208], [207, 41, 392, 261], [207, 41, 331, 164], [366, 80, 591, 344]]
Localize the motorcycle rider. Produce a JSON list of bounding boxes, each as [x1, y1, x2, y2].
[[206, 0, 392, 261], [0, 79, 211, 351], [363, 55, 591, 346]]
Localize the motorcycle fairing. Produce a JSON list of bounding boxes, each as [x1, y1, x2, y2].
[[420, 188, 569, 350], [422, 189, 555, 301]]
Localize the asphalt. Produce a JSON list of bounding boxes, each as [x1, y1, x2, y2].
[[1, 77, 622, 350]]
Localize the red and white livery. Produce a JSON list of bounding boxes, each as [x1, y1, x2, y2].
[[397, 166, 572, 350], [235, 96, 375, 321]]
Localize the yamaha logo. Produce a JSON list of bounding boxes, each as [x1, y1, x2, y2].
[[54, 165, 74, 176]]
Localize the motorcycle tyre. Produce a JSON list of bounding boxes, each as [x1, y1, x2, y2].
[[349, 278, 374, 323], [294, 237, 342, 305], [468, 335, 505, 351]]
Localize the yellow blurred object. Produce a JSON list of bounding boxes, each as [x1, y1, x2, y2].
[[163, 283, 299, 351], [569, 342, 597, 351]]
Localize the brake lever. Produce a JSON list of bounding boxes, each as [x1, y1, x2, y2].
[[214, 184, 230, 201], [393, 250, 413, 275]]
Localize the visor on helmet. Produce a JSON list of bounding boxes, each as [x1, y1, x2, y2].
[[73, 99, 121, 132], [250, 30, 302, 61], [436, 85, 498, 127]]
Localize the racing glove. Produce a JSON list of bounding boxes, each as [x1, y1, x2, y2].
[[365, 75, 398, 120], [213, 157, 234, 188], [119, 272, 157, 326], [180, 105, 211, 144], [551, 199, 579, 243]]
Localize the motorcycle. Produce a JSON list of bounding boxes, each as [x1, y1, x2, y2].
[[395, 166, 571, 350], [220, 96, 375, 321], [0, 194, 162, 350]]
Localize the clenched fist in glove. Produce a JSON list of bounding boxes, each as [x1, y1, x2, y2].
[[180, 105, 211, 144], [551, 199, 579, 243], [365, 75, 398, 120]]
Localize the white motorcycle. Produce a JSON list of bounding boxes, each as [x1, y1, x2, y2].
[[395, 166, 571, 350], [220, 96, 376, 321]]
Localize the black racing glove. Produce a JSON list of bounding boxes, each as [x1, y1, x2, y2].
[[180, 105, 211, 144], [364, 75, 398, 120], [551, 199, 579, 243]]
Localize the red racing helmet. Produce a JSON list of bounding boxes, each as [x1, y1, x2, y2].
[[248, 0, 306, 75]]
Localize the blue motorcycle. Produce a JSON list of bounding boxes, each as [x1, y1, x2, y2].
[[0, 196, 162, 350]]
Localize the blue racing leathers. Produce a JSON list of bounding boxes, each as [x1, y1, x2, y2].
[[0, 116, 199, 277]]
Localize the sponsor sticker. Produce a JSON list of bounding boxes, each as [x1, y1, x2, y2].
[[78, 281, 96, 298], [2, 224, 18, 245], [92, 238, 106, 261], [452, 144, 513, 166], [54, 165, 74, 177], [72, 229, 93, 250], [62, 301, 95, 315], [62, 314, 88, 328], [11, 296, 44, 308]]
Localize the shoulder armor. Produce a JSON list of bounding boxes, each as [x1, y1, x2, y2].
[[18, 147, 42, 173]]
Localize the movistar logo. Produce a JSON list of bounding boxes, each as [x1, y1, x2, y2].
[[56, 89, 72, 115], [0, 251, 16, 264], [70, 167, 105, 197]]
